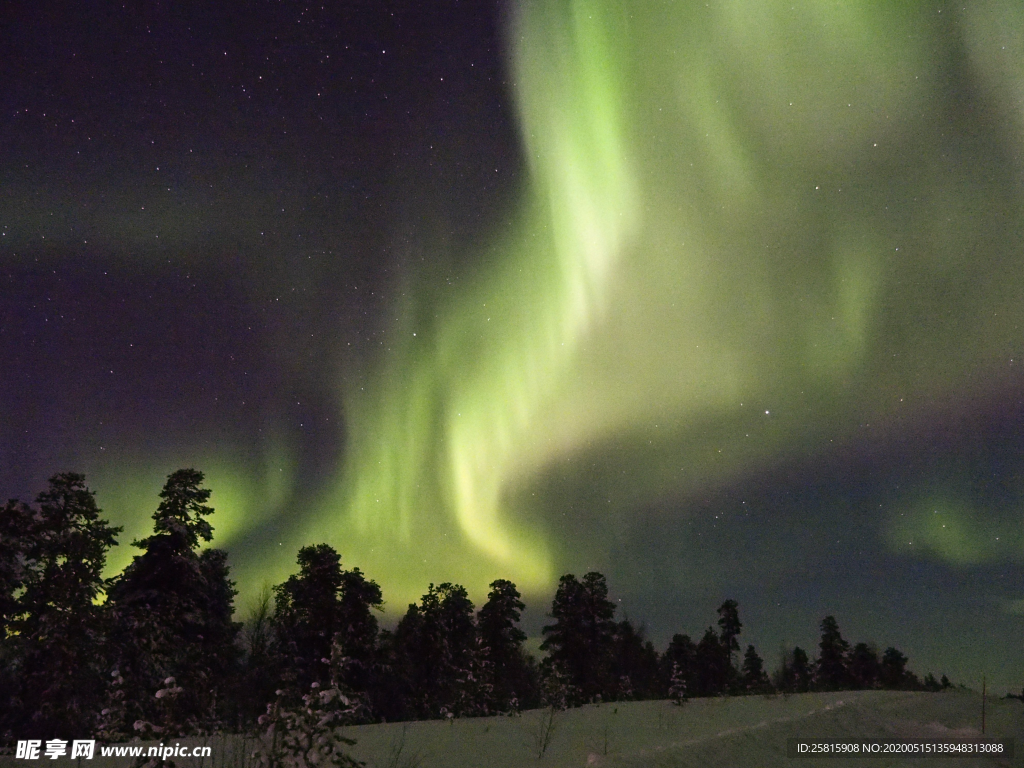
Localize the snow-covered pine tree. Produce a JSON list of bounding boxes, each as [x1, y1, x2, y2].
[[541, 662, 579, 711], [741, 644, 773, 694], [253, 637, 364, 768], [669, 662, 688, 705]]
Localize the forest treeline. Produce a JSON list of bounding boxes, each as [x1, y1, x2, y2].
[[1, 470, 951, 744]]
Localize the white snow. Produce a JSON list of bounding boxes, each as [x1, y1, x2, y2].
[[4, 691, 1016, 768]]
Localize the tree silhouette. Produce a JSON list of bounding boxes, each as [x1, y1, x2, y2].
[[477, 579, 537, 711], [0, 500, 36, 636], [1, 474, 121, 739], [271, 545, 383, 716], [848, 642, 881, 690], [1, 469, 958, 735], [610, 619, 661, 700], [337, 567, 384, 696], [0, 499, 35, 742], [394, 582, 483, 717], [716, 599, 742, 690], [880, 647, 911, 689], [776, 646, 812, 693], [236, 585, 278, 729], [922, 672, 942, 691], [541, 572, 617, 704], [694, 627, 727, 696], [741, 645, 772, 694], [150, 467, 215, 548], [815, 616, 850, 690], [662, 633, 696, 700], [273, 544, 347, 696], [104, 469, 239, 736]]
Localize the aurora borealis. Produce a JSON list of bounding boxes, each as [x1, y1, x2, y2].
[[2, 0, 1023, 692]]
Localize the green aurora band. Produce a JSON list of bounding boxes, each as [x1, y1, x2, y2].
[[307, 0, 1024, 605], [96, 0, 1024, 609]]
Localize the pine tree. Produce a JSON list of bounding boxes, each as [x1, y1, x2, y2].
[[2, 474, 121, 739], [776, 646, 812, 693], [337, 567, 383, 694], [253, 637, 364, 768], [104, 469, 239, 736], [395, 582, 481, 718], [741, 645, 772, 694], [814, 616, 850, 690], [610, 619, 660, 700], [540, 663, 578, 711], [880, 647, 910, 689], [694, 627, 727, 696], [716, 600, 742, 694], [272, 544, 346, 696], [668, 662, 688, 704], [540, 572, 616, 704], [272, 545, 383, 714], [848, 643, 881, 689], [662, 633, 696, 700], [791, 647, 812, 692], [477, 579, 536, 712], [374, 623, 416, 722]]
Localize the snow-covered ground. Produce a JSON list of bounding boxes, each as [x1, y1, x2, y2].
[[339, 691, 1019, 768], [3, 691, 1018, 768]]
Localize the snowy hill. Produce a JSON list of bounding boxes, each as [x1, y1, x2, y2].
[[337, 690, 1019, 768], [3, 691, 1017, 768]]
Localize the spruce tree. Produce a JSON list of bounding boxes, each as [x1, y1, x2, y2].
[[253, 637, 364, 768], [610, 619, 660, 700], [848, 642, 881, 689], [337, 566, 383, 693], [776, 646, 812, 693], [272, 544, 347, 696], [395, 582, 482, 717], [2, 474, 121, 739], [104, 469, 239, 736], [790, 647, 812, 693], [814, 616, 850, 690], [741, 645, 772, 694], [716, 600, 742, 693], [378, 610, 423, 721], [880, 647, 910, 689], [477, 579, 537, 711], [694, 627, 727, 696], [272, 545, 383, 712], [668, 663, 688, 704], [540, 572, 616, 704], [662, 634, 696, 700]]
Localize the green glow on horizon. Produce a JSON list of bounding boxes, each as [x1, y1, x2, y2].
[[92, 443, 294, 579]]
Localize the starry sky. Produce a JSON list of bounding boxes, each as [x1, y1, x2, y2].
[[2, 0, 1023, 692]]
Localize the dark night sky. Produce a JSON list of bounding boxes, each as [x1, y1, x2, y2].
[[2, 0, 1023, 692]]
